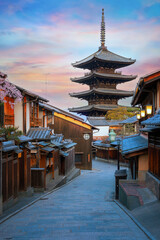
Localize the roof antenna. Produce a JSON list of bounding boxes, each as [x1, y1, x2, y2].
[[100, 8, 106, 49]]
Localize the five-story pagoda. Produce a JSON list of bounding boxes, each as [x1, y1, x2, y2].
[[69, 9, 137, 117]]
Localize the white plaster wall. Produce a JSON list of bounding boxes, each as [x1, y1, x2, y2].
[[52, 116, 54, 124], [44, 116, 47, 127], [39, 110, 43, 126], [93, 126, 109, 137], [14, 102, 23, 132], [26, 102, 30, 132]]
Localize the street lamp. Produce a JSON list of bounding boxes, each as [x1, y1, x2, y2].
[[109, 129, 116, 142], [117, 138, 120, 170]]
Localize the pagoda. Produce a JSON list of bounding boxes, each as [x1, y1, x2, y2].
[[69, 9, 137, 117]]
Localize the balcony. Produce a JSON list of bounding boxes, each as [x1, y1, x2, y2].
[[4, 115, 14, 126], [30, 117, 42, 127]]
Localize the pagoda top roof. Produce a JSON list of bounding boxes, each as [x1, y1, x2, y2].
[[72, 47, 136, 70], [69, 104, 118, 113], [70, 88, 134, 98], [71, 71, 137, 84]]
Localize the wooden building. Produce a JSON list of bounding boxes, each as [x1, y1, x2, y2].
[[0, 78, 48, 133], [141, 111, 160, 199], [27, 128, 77, 190], [120, 116, 139, 136], [69, 9, 136, 117], [1, 141, 23, 210], [132, 70, 160, 198], [119, 134, 148, 181], [54, 111, 95, 170]]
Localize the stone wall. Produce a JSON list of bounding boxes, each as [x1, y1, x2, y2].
[[146, 172, 160, 199]]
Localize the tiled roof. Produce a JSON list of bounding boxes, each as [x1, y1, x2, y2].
[[70, 88, 134, 98], [60, 150, 69, 157], [71, 72, 137, 84], [2, 140, 19, 152], [87, 117, 108, 126], [72, 48, 135, 68], [69, 104, 118, 113], [93, 141, 111, 148], [120, 134, 148, 156], [141, 110, 160, 126], [120, 116, 137, 125], [107, 120, 122, 126], [18, 135, 32, 143], [41, 146, 55, 152], [27, 128, 51, 140]]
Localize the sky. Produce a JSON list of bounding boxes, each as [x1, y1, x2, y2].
[[0, 0, 160, 109]]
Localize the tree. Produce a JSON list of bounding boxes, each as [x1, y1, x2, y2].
[[0, 72, 22, 108], [0, 126, 22, 142], [105, 106, 139, 120]]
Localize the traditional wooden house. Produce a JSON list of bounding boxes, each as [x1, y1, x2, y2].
[[1, 140, 23, 210], [26, 128, 76, 190], [0, 80, 48, 133], [39, 102, 54, 128], [38, 103, 96, 170], [120, 116, 139, 136], [119, 134, 148, 180], [141, 111, 160, 199], [131, 70, 160, 198], [53, 111, 96, 170]]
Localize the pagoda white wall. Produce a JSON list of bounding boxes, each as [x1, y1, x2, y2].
[[93, 126, 109, 140]]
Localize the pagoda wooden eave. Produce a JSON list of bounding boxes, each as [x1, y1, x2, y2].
[[69, 104, 118, 113], [70, 88, 134, 99], [71, 72, 137, 84], [72, 48, 136, 70]]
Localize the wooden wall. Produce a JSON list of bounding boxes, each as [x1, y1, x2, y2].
[[54, 116, 92, 170], [148, 131, 160, 179]]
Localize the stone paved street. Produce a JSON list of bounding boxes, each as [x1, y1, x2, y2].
[[0, 160, 148, 240]]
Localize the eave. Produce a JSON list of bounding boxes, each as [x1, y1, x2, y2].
[[132, 70, 160, 106], [71, 72, 137, 84], [72, 48, 136, 70], [70, 88, 134, 99], [69, 104, 118, 113]]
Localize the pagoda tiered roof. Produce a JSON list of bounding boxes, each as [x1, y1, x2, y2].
[[69, 104, 118, 115], [69, 9, 136, 117], [70, 88, 134, 99], [72, 48, 136, 70], [71, 71, 137, 85]]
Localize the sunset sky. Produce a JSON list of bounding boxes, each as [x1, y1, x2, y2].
[[1, 0, 160, 109]]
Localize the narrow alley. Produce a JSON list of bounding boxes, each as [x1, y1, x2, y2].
[[0, 160, 148, 240]]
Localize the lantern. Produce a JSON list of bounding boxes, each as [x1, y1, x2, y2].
[[146, 105, 152, 115], [136, 113, 141, 120], [140, 110, 145, 118], [109, 129, 116, 142]]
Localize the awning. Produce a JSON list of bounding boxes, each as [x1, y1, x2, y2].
[[60, 150, 69, 157]]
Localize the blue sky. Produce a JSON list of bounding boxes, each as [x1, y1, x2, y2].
[[0, 0, 160, 108]]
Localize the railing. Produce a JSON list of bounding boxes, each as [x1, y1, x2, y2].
[[30, 117, 42, 127], [4, 115, 14, 126]]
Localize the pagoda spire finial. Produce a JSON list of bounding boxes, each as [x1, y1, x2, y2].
[[100, 8, 106, 48]]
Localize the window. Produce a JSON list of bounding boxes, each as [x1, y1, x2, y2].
[[75, 154, 83, 163]]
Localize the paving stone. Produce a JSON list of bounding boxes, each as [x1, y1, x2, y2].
[[0, 160, 148, 239]]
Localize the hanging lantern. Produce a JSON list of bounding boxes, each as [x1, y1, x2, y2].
[[146, 105, 152, 115], [136, 113, 141, 120], [140, 110, 146, 118]]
